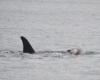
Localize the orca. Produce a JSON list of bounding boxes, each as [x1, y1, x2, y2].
[[20, 36, 35, 54]]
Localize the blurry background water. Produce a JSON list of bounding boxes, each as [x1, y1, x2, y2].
[[0, 0, 100, 52]]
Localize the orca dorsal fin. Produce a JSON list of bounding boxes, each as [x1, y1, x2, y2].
[[20, 36, 35, 54]]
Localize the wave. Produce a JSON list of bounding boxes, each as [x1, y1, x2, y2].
[[0, 49, 100, 59]]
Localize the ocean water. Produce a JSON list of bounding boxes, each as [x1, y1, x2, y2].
[[0, 50, 100, 80], [0, 0, 100, 80], [0, 0, 100, 51]]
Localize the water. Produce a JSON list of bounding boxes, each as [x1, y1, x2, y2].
[[0, 50, 100, 80], [0, 0, 100, 51], [0, 0, 100, 80]]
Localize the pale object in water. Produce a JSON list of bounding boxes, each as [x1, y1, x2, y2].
[[67, 48, 81, 55]]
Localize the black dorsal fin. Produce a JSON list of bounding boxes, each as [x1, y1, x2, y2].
[[20, 36, 35, 54]]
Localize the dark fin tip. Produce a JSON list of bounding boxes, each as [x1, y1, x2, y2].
[[20, 36, 35, 54]]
